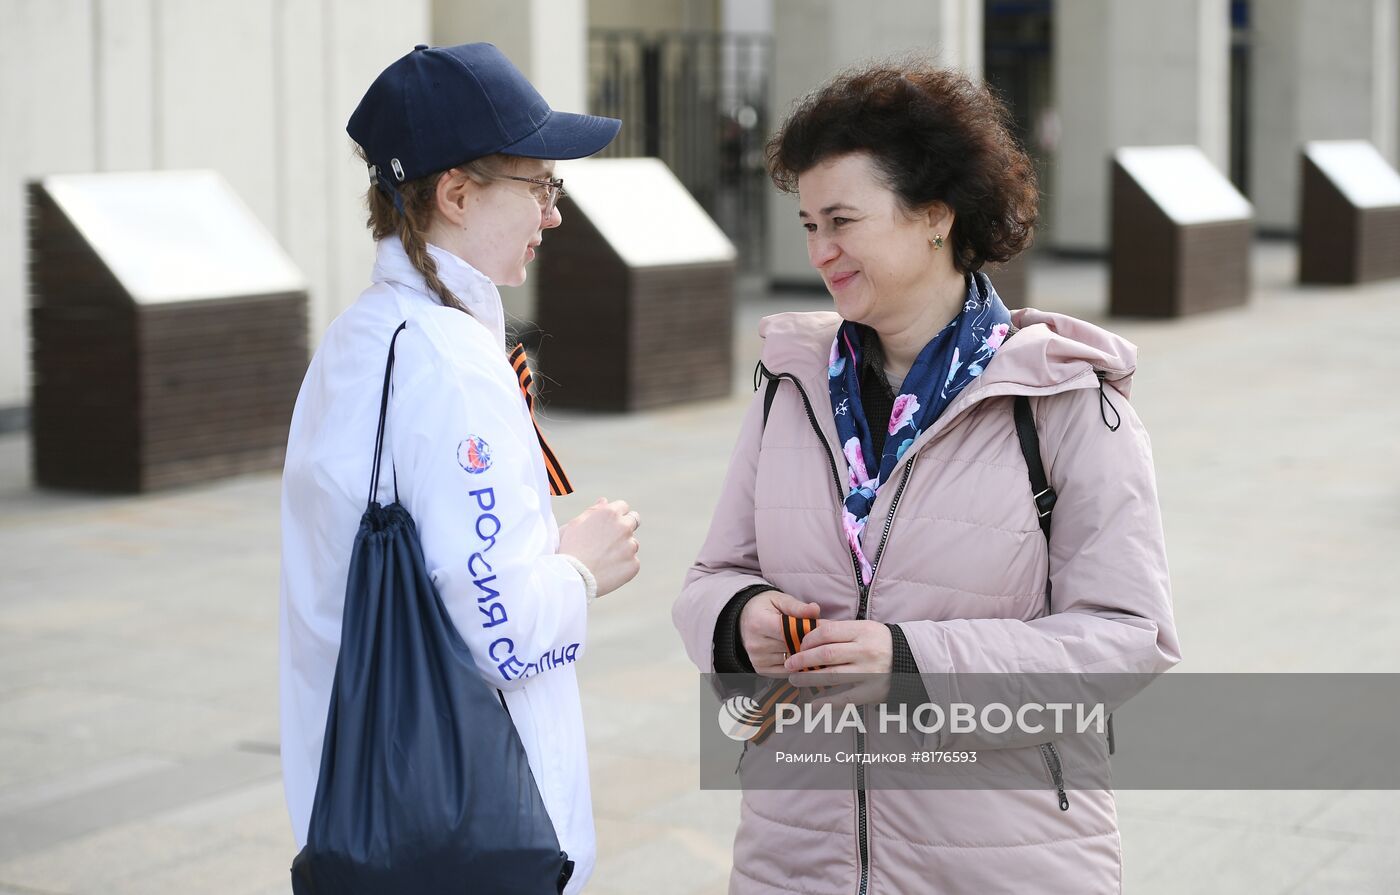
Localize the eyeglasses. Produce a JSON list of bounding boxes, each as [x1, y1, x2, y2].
[[503, 175, 566, 217]]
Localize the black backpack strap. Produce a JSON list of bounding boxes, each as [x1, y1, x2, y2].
[[1015, 393, 1117, 755], [367, 322, 409, 510], [1014, 395, 1054, 617], [755, 361, 780, 432], [1013, 395, 1056, 539], [762, 375, 780, 431]]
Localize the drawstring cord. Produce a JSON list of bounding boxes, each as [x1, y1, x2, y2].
[[367, 322, 408, 510], [1096, 371, 1122, 432]]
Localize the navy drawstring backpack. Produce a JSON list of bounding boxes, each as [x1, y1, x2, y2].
[[291, 322, 573, 894]]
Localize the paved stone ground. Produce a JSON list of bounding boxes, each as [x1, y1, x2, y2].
[[1, 242, 1398, 894]]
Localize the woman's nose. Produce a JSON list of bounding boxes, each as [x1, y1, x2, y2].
[[808, 235, 838, 268], [544, 205, 563, 229]]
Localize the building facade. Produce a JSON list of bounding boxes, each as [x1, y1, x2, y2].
[[2, 0, 1398, 419]]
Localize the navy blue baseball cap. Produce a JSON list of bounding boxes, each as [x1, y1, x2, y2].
[[348, 42, 620, 190]]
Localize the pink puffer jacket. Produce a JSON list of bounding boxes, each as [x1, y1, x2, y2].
[[674, 308, 1180, 894]]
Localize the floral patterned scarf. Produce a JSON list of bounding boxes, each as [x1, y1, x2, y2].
[[828, 272, 1012, 584]]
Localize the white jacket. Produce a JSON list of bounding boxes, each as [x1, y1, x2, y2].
[[279, 238, 596, 892]]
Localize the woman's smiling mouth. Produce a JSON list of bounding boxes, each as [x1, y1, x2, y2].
[[829, 270, 860, 290]]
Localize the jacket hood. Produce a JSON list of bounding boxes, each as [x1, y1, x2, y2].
[[759, 307, 1139, 399]]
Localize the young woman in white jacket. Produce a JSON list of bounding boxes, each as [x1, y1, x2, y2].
[[279, 42, 639, 893]]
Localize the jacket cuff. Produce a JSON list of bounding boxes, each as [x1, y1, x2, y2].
[[886, 623, 929, 707], [712, 584, 773, 674], [557, 553, 598, 603]]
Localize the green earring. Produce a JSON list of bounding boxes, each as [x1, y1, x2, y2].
[[931, 233, 945, 250]]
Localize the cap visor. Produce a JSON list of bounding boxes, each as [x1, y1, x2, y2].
[[499, 111, 622, 160]]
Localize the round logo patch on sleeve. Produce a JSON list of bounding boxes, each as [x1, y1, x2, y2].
[[457, 436, 493, 474]]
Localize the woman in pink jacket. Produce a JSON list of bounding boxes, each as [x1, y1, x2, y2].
[[673, 63, 1181, 893]]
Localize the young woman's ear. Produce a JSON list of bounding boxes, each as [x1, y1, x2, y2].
[[434, 170, 476, 228]]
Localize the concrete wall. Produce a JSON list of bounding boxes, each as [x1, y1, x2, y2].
[[722, 0, 772, 33], [434, 0, 587, 113], [1250, 0, 1400, 231], [0, 0, 431, 414], [590, 0, 720, 32], [1051, 0, 1231, 252], [766, 0, 983, 287]]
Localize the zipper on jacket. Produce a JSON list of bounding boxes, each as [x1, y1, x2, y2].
[[1039, 742, 1070, 811], [861, 456, 918, 619], [850, 458, 917, 895], [762, 366, 920, 895]]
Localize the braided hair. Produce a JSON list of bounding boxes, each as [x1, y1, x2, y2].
[[355, 145, 511, 312]]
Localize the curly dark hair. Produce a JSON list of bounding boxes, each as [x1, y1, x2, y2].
[[767, 61, 1038, 273]]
